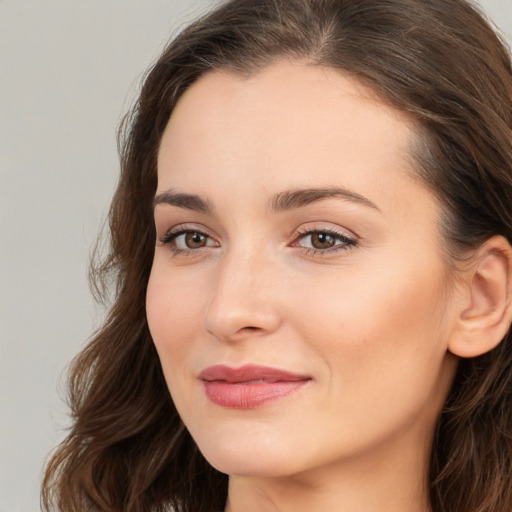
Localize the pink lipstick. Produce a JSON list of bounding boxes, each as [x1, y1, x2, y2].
[[198, 364, 311, 409]]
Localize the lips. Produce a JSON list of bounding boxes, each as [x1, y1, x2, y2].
[[198, 364, 311, 409]]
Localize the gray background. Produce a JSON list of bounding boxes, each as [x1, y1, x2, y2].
[[1, 1, 510, 511]]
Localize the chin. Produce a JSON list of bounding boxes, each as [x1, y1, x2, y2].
[[204, 450, 301, 478], [189, 423, 307, 477]]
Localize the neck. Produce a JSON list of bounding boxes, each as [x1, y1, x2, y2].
[[224, 430, 432, 512]]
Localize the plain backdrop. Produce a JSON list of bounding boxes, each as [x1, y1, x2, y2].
[[0, 1, 511, 511]]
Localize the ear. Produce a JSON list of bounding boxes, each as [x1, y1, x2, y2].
[[448, 235, 512, 358]]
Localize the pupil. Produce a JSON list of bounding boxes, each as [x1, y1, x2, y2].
[[312, 233, 334, 249], [186, 232, 206, 248]]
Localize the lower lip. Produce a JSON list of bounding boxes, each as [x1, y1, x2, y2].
[[203, 380, 309, 409]]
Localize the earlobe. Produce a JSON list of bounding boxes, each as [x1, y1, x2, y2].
[[449, 236, 512, 358]]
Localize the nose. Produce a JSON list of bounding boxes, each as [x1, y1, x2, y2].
[[203, 250, 282, 342]]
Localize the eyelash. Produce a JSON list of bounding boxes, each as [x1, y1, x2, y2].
[[292, 227, 358, 256], [158, 225, 358, 258], [159, 224, 217, 257]]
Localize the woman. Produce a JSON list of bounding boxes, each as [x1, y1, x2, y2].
[[42, 0, 512, 511]]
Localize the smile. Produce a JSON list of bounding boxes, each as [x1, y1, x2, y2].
[[198, 364, 312, 409]]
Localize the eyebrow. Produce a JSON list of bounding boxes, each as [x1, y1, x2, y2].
[[268, 187, 380, 212], [153, 186, 379, 214], [153, 190, 213, 214]]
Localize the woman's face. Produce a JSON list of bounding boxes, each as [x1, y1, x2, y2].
[[147, 61, 459, 478]]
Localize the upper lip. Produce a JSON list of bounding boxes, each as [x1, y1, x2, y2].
[[198, 364, 311, 383]]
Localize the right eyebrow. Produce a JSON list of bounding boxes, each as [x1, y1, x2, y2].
[[153, 190, 213, 214], [268, 186, 380, 212]]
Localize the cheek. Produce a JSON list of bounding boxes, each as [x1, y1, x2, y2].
[[278, 265, 454, 463], [146, 268, 213, 424], [332, 247, 445, 340], [146, 268, 205, 375], [288, 256, 452, 407]]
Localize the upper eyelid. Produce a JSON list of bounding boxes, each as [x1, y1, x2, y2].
[[160, 223, 214, 237], [294, 222, 359, 240], [295, 229, 355, 240], [157, 222, 359, 245], [296, 226, 352, 235]]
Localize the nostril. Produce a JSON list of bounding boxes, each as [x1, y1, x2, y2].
[[235, 326, 265, 336]]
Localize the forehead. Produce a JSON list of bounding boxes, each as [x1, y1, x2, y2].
[[156, 61, 433, 221], [161, 62, 414, 151]]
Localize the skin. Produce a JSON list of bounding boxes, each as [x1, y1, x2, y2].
[[146, 61, 462, 512]]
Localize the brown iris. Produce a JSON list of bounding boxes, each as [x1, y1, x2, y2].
[[185, 232, 208, 248], [310, 232, 336, 249]]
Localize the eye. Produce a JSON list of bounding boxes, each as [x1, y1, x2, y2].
[[291, 228, 358, 255], [159, 225, 219, 255], [174, 231, 209, 249], [307, 232, 338, 249]]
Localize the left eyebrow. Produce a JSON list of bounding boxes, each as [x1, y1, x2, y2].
[[268, 187, 380, 212], [153, 190, 214, 214]]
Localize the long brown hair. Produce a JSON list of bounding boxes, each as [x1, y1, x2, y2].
[[42, 1, 512, 511]]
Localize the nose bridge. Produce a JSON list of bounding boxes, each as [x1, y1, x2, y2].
[[203, 244, 281, 340]]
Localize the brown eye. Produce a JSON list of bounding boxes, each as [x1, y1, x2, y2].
[[160, 228, 218, 253], [292, 228, 358, 255], [310, 232, 336, 249], [185, 232, 207, 248]]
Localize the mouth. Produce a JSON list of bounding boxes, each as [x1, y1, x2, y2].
[[198, 364, 312, 409]]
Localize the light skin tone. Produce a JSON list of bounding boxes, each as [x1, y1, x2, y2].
[[146, 61, 512, 512]]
